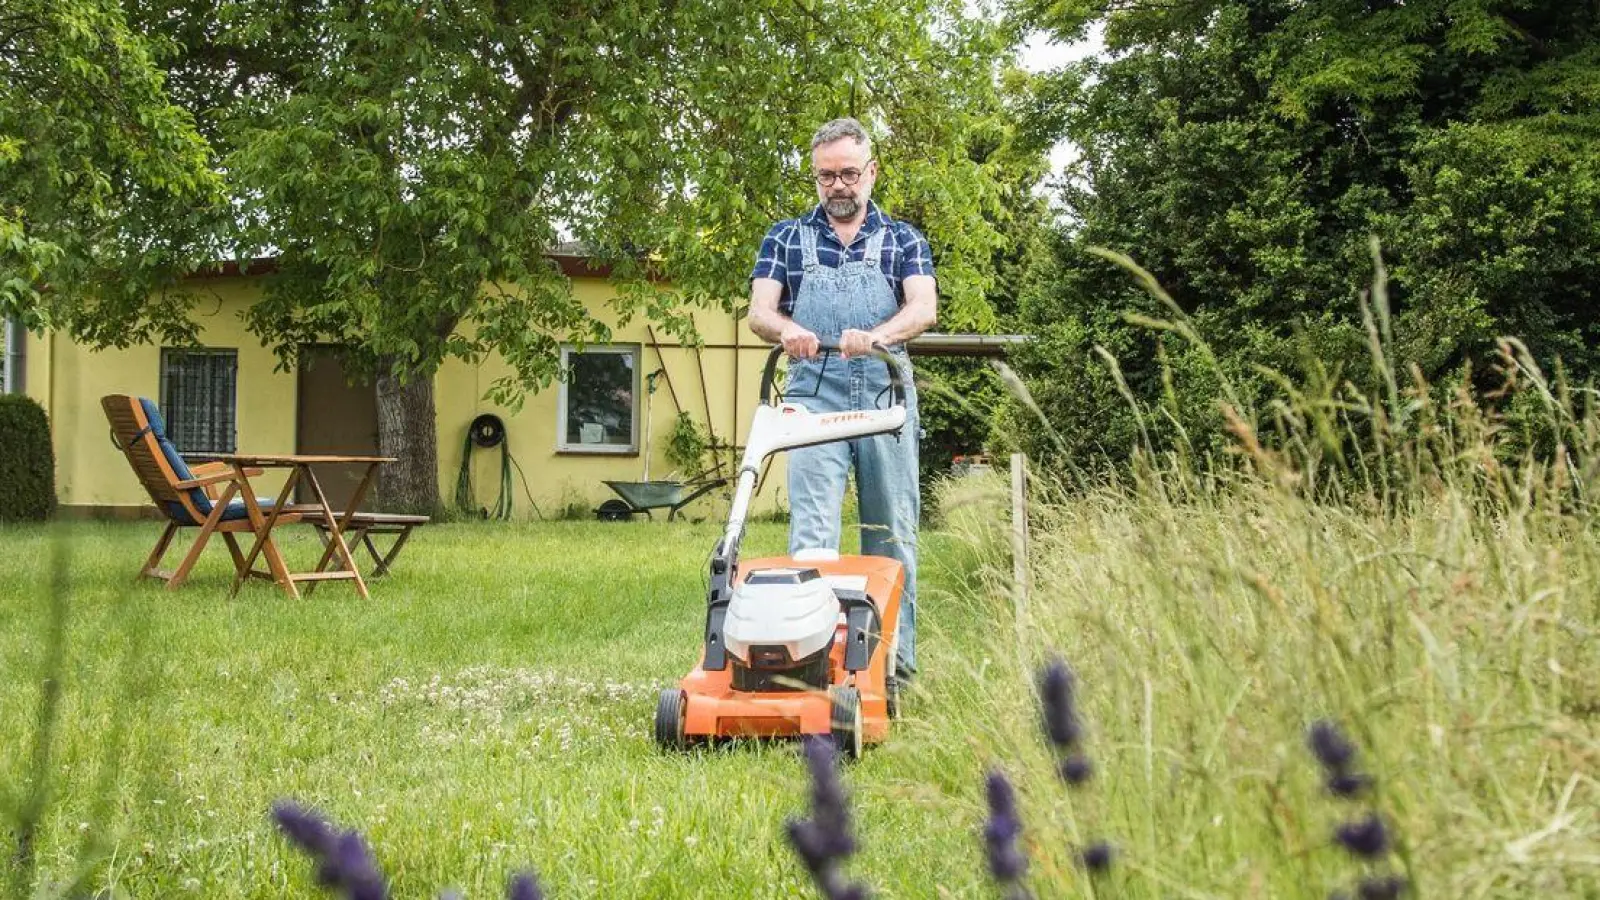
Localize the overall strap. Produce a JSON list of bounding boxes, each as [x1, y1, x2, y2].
[[799, 223, 822, 269], [863, 223, 890, 272]]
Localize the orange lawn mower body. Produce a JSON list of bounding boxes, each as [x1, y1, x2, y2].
[[654, 344, 910, 759]]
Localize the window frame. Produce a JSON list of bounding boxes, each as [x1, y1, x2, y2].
[[555, 343, 642, 456], [158, 347, 239, 455]]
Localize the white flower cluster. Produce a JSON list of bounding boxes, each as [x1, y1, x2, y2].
[[376, 666, 655, 752]]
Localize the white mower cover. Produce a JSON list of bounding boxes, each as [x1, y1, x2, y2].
[[722, 569, 841, 666], [720, 400, 907, 553], [716, 398, 904, 668]]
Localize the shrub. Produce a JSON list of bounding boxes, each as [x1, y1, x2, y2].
[[665, 412, 711, 477], [0, 394, 55, 522]]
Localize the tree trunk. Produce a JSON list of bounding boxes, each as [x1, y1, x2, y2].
[[375, 360, 441, 515]]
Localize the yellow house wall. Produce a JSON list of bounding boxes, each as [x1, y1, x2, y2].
[[27, 277, 300, 508], [437, 277, 786, 521], [34, 274, 785, 521]]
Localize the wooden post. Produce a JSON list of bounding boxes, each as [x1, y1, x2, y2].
[[644, 325, 685, 416], [1011, 452, 1030, 638]]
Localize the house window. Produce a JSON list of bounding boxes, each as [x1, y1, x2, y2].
[[2, 317, 22, 395], [557, 344, 640, 454], [159, 348, 238, 454]]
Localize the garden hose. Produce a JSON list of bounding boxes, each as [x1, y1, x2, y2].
[[455, 414, 543, 520]]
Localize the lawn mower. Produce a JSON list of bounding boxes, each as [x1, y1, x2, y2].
[[654, 343, 909, 759]]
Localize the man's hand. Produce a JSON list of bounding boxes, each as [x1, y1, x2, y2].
[[839, 328, 879, 359], [781, 322, 821, 359]]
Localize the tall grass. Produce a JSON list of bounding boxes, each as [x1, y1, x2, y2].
[[5, 243, 1597, 898], [931, 244, 1599, 897]]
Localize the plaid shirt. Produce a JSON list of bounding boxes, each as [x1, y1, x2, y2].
[[750, 201, 935, 316]]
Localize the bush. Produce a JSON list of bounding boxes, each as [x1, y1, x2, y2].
[[0, 394, 55, 521]]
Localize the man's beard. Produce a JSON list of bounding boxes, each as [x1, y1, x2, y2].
[[824, 194, 860, 220]]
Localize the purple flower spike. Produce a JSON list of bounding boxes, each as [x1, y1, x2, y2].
[[833, 885, 869, 900], [1308, 721, 1357, 773], [272, 801, 337, 857], [982, 770, 1030, 893], [323, 831, 386, 900], [1357, 874, 1408, 899], [1059, 754, 1093, 786], [507, 871, 544, 900], [1328, 771, 1374, 799], [785, 736, 872, 900], [1037, 659, 1082, 749], [1077, 840, 1115, 874], [787, 819, 832, 872], [802, 737, 853, 851], [271, 800, 387, 900], [1334, 812, 1391, 859]]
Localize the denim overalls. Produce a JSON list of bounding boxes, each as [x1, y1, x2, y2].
[[785, 222, 920, 676]]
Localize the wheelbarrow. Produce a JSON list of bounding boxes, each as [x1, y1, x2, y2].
[[594, 367, 730, 521], [598, 477, 729, 521]]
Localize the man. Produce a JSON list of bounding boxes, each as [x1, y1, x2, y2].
[[747, 117, 938, 680]]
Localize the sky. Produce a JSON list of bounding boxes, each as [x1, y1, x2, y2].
[[1017, 21, 1106, 189]]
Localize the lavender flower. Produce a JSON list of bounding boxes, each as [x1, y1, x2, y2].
[[1356, 874, 1408, 899], [1307, 720, 1356, 772], [1037, 659, 1082, 749], [1027, 654, 1115, 879], [1333, 812, 1390, 859], [786, 736, 871, 900], [1328, 771, 1374, 799], [507, 871, 544, 900], [1307, 720, 1372, 798], [271, 801, 387, 900], [1077, 840, 1115, 874], [1305, 723, 1406, 900], [982, 770, 1029, 898], [274, 800, 337, 857], [1058, 754, 1093, 786]]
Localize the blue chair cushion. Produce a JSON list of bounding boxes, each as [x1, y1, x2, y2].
[[138, 398, 274, 526], [213, 497, 278, 523]]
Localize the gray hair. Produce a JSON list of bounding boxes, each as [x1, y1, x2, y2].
[[810, 118, 873, 156]]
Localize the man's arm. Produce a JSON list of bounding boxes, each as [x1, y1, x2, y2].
[[840, 274, 937, 357], [749, 277, 821, 358], [870, 274, 937, 345]]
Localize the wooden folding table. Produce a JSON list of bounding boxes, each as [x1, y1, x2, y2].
[[190, 453, 395, 600]]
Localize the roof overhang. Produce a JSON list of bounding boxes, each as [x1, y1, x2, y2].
[[907, 333, 1032, 358], [184, 253, 621, 281]]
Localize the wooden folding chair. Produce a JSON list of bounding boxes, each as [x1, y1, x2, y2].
[[101, 394, 303, 591]]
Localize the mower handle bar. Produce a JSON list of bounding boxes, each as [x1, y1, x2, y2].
[[758, 342, 907, 408]]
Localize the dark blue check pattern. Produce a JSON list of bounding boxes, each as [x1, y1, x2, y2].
[[750, 201, 935, 316]]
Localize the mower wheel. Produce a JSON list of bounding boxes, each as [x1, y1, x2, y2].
[[654, 689, 687, 749], [830, 686, 863, 760]]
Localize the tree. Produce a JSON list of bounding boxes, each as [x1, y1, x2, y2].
[[914, 93, 1055, 494], [128, 0, 1029, 513], [0, 0, 219, 342], [1009, 0, 1599, 469]]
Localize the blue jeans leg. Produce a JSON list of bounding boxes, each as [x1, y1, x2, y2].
[[788, 439, 851, 555], [854, 422, 919, 676]]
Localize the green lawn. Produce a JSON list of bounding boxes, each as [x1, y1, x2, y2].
[[1, 517, 1002, 899], [7, 466, 1597, 899]]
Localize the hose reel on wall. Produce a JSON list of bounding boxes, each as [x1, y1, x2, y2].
[[455, 413, 541, 520]]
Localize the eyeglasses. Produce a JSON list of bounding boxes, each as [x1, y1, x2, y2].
[[813, 164, 870, 187]]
